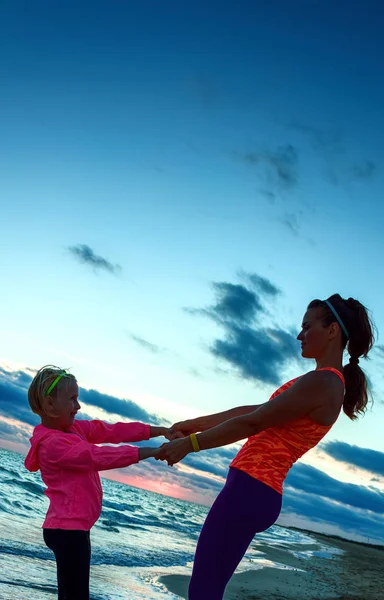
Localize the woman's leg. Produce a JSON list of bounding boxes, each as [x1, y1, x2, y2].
[[43, 529, 91, 600], [188, 468, 282, 600]]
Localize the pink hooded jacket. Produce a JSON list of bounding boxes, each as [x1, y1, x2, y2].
[[24, 419, 150, 530]]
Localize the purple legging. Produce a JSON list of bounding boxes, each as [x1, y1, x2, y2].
[[188, 467, 282, 600]]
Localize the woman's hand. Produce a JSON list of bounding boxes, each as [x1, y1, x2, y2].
[[155, 437, 193, 466]]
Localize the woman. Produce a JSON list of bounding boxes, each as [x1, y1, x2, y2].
[[157, 294, 375, 600]]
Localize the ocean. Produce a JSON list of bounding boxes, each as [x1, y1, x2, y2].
[[0, 447, 342, 600]]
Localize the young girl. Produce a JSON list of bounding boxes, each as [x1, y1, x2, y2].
[[24, 365, 170, 600], [158, 294, 375, 600]]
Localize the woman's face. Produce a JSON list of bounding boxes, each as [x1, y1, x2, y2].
[[297, 307, 331, 359]]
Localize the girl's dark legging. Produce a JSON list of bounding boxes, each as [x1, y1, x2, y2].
[[43, 528, 91, 600], [188, 467, 282, 600]]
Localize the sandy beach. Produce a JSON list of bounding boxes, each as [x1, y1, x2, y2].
[[159, 529, 384, 600]]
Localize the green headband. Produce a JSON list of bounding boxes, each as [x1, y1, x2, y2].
[[45, 371, 67, 396]]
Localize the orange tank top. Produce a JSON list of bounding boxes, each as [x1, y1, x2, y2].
[[230, 367, 345, 495]]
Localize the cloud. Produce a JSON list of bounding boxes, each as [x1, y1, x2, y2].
[[209, 282, 262, 323], [321, 440, 384, 477], [243, 272, 281, 298], [287, 121, 377, 187], [282, 487, 384, 544], [118, 447, 384, 543], [279, 212, 302, 237], [118, 454, 225, 499], [67, 244, 121, 275], [288, 122, 344, 154], [286, 462, 384, 515], [0, 366, 33, 388], [189, 274, 281, 326], [128, 334, 164, 354], [78, 388, 162, 424], [212, 324, 300, 386], [0, 419, 31, 447], [277, 212, 315, 246], [351, 160, 376, 180], [0, 375, 40, 428], [183, 446, 238, 478], [234, 144, 299, 191], [188, 273, 299, 386], [0, 367, 163, 431]]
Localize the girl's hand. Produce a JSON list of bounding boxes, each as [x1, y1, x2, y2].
[[138, 446, 161, 461], [149, 426, 184, 440], [168, 419, 198, 439], [155, 438, 192, 466], [163, 427, 184, 441]]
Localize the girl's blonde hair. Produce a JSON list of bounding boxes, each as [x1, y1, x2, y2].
[[28, 365, 77, 416]]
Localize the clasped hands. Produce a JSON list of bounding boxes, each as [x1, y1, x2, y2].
[[156, 420, 196, 466]]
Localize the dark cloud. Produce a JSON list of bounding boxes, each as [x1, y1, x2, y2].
[[288, 122, 344, 154], [282, 487, 384, 544], [0, 368, 163, 432], [0, 368, 33, 390], [210, 282, 262, 323], [67, 244, 121, 275], [78, 388, 162, 424], [119, 445, 384, 542], [243, 272, 281, 298], [259, 189, 276, 204], [0, 419, 31, 447], [286, 462, 384, 515], [128, 334, 163, 354], [184, 446, 237, 478], [0, 375, 40, 428], [188, 274, 299, 385], [277, 212, 314, 246], [212, 324, 299, 386], [189, 274, 280, 327], [321, 441, 384, 477], [120, 454, 224, 496], [187, 283, 261, 326], [351, 161, 376, 180], [234, 144, 299, 191], [279, 212, 302, 237], [288, 122, 377, 187]]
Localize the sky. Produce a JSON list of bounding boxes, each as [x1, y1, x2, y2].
[[1, 0, 384, 544]]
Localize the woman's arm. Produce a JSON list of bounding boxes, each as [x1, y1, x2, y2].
[[157, 370, 342, 465], [170, 404, 264, 437]]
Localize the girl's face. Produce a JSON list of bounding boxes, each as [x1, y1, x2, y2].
[[297, 308, 331, 359], [52, 379, 81, 428]]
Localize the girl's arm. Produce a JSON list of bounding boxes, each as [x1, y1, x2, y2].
[[149, 426, 173, 440], [41, 436, 159, 472], [76, 420, 173, 444], [138, 446, 159, 460]]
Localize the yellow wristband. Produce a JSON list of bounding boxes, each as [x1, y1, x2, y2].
[[190, 433, 200, 452]]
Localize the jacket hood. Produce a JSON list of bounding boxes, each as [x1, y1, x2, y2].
[[24, 425, 58, 472]]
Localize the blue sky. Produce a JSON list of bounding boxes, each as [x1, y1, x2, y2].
[[1, 1, 383, 544]]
